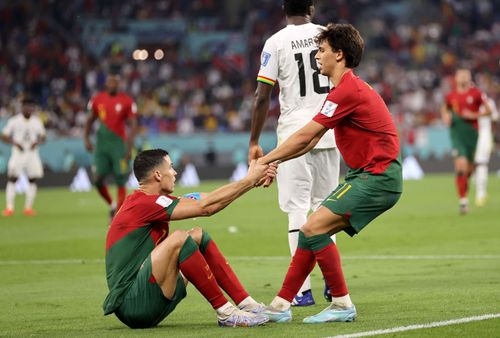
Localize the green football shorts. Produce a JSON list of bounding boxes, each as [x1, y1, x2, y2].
[[321, 177, 401, 237], [94, 143, 129, 186], [449, 124, 478, 162], [114, 255, 187, 329]]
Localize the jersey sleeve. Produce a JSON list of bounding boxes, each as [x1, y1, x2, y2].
[[1, 118, 14, 137], [312, 88, 357, 129], [257, 37, 279, 86], [137, 194, 180, 224]]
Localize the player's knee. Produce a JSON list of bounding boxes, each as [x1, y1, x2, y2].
[[188, 227, 203, 245], [170, 230, 189, 248], [300, 223, 315, 237], [8, 177, 18, 183], [28, 178, 37, 184]]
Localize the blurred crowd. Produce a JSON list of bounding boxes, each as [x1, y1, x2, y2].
[[0, 0, 498, 141]]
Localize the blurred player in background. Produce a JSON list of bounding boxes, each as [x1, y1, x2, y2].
[[441, 68, 491, 214], [1, 96, 46, 216], [248, 0, 340, 306], [474, 95, 498, 206], [258, 23, 402, 324], [104, 149, 277, 328], [84, 74, 138, 219]]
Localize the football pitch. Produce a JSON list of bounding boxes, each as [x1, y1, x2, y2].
[[1, 174, 499, 337]]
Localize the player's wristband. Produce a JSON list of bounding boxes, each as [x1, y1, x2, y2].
[[182, 192, 201, 200]]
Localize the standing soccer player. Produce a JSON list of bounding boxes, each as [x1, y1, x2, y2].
[[258, 23, 402, 323], [474, 95, 498, 206], [84, 74, 138, 219], [441, 69, 491, 214], [248, 0, 340, 306], [104, 149, 277, 328], [1, 96, 46, 216]]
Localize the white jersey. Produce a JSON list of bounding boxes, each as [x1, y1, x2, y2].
[[257, 23, 336, 149], [478, 97, 499, 134], [2, 114, 46, 156], [475, 97, 498, 164]]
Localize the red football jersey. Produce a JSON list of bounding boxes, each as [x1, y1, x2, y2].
[[445, 87, 485, 130], [105, 191, 179, 252], [88, 92, 137, 140], [313, 70, 399, 174]]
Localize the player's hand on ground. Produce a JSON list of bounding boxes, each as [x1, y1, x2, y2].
[[248, 144, 264, 164], [84, 139, 94, 152]]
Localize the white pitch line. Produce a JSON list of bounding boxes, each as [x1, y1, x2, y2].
[[0, 255, 499, 265], [328, 313, 500, 338]]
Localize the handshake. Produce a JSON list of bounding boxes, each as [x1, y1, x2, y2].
[[247, 159, 280, 188]]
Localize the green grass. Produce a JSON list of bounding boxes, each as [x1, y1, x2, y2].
[[1, 174, 499, 337]]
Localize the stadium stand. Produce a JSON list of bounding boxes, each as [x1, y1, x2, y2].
[[0, 0, 498, 174]]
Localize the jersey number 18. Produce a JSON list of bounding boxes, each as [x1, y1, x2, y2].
[[294, 49, 329, 97]]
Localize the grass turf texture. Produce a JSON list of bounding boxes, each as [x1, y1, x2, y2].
[[1, 174, 499, 337]]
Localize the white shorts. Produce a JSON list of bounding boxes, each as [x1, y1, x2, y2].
[[7, 151, 44, 179], [277, 148, 340, 214], [474, 131, 492, 164]]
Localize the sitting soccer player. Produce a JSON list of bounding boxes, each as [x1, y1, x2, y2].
[[103, 149, 277, 328]]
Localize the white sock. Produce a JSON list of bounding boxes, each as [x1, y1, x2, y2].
[[332, 294, 353, 308], [238, 296, 257, 309], [270, 296, 291, 311], [25, 183, 37, 209], [215, 302, 234, 317], [288, 211, 310, 295], [475, 164, 488, 200], [6, 181, 16, 210]]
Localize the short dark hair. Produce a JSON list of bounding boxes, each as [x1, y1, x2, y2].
[[315, 23, 364, 68], [133, 149, 169, 182], [22, 95, 36, 105], [283, 0, 313, 16]]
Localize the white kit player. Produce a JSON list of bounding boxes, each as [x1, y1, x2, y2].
[[474, 96, 498, 206], [248, 0, 341, 306], [1, 96, 46, 216]]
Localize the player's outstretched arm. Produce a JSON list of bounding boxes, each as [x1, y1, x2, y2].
[[258, 120, 327, 165], [248, 82, 273, 163], [170, 161, 277, 221]]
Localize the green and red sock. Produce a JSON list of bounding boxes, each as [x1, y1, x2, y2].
[[199, 231, 249, 304], [178, 236, 227, 309]]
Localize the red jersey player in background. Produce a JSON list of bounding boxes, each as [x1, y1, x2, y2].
[[441, 68, 492, 214], [84, 74, 138, 219]]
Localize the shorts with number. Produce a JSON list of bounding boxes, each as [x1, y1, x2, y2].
[[114, 255, 187, 329], [94, 141, 129, 185], [277, 148, 339, 213], [7, 151, 43, 178], [321, 171, 401, 237]]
